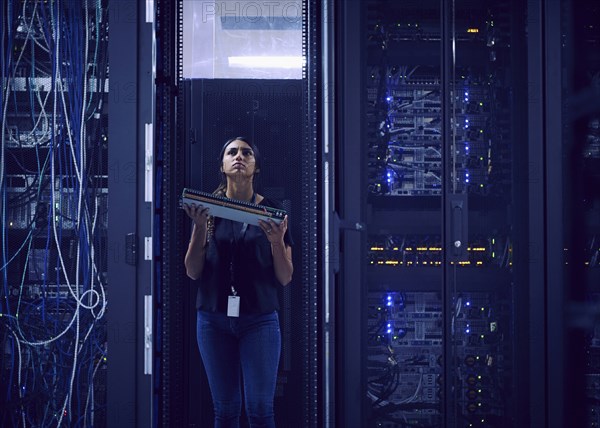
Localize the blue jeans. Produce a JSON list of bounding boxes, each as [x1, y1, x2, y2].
[[196, 310, 281, 428]]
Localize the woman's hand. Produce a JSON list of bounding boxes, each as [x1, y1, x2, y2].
[[183, 203, 210, 280], [260, 215, 293, 285], [183, 203, 210, 230], [258, 215, 288, 245]]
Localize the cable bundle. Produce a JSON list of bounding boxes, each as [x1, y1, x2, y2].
[[1, 1, 108, 426]]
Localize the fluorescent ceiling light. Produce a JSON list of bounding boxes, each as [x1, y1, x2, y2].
[[228, 56, 305, 69]]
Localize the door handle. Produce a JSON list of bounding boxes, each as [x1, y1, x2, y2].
[[447, 194, 469, 262]]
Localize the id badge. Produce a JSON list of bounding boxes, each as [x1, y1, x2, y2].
[[227, 295, 240, 317]]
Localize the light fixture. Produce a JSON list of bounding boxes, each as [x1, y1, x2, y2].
[[228, 56, 305, 69]]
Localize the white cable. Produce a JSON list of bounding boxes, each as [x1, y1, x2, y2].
[[399, 373, 422, 404], [90, 194, 107, 319], [19, 2, 52, 54], [74, 0, 91, 326], [58, 78, 81, 181], [32, 89, 52, 144], [64, 300, 80, 423], [15, 227, 35, 321]]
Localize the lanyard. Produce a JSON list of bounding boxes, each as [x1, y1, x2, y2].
[[229, 193, 255, 295]]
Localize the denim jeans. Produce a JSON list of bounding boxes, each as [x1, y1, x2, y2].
[[196, 310, 281, 428]]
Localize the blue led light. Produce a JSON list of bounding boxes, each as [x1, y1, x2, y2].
[[466, 301, 471, 306]]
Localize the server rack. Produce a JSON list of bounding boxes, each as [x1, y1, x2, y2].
[[154, 1, 321, 427], [334, 1, 531, 427], [0, 1, 113, 426], [0, 0, 157, 426]]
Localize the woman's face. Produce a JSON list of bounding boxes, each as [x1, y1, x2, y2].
[[221, 139, 257, 181]]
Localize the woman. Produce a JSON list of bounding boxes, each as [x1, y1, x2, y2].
[[183, 137, 293, 428]]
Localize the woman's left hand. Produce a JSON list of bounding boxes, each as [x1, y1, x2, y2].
[[258, 215, 288, 244]]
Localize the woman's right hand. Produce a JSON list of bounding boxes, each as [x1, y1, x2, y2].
[[183, 203, 210, 279], [183, 203, 210, 230]]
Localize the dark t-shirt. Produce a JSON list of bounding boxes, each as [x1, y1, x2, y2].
[[195, 197, 294, 314]]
